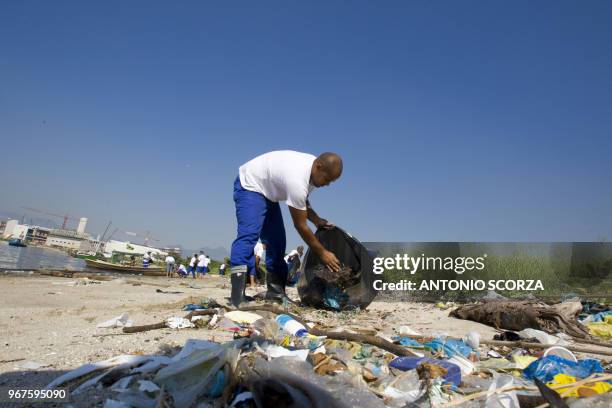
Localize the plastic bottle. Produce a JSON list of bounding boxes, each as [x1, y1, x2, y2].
[[276, 314, 308, 337]]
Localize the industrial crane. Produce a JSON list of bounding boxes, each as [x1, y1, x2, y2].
[[21, 206, 78, 229], [123, 230, 159, 246]]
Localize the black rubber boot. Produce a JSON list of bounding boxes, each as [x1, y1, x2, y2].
[[265, 271, 289, 303], [230, 269, 248, 308]]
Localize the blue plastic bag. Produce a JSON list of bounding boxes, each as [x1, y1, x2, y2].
[[389, 357, 461, 386], [393, 336, 424, 348], [425, 338, 472, 358], [523, 355, 603, 383]]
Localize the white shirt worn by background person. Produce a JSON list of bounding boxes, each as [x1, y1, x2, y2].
[[284, 249, 299, 263], [239, 150, 316, 210], [165, 256, 175, 264], [178, 264, 187, 273], [189, 257, 197, 267], [203, 256, 211, 267], [254, 242, 265, 259], [220, 264, 226, 271], [197, 254, 206, 267]]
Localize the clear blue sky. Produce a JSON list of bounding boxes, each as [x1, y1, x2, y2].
[[1, 1, 611, 254]]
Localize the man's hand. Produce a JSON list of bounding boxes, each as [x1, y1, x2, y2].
[[320, 249, 341, 272], [315, 217, 334, 229]]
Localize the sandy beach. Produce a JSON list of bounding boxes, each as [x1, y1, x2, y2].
[[0, 273, 500, 388]]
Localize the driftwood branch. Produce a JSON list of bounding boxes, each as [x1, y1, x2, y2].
[[123, 322, 167, 334], [122, 309, 220, 334]]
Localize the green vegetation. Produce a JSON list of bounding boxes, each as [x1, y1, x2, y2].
[[382, 252, 611, 302]]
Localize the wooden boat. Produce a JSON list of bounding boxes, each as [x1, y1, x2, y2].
[[8, 238, 27, 247], [84, 259, 165, 276]]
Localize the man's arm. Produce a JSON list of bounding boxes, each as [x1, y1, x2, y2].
[[289, 206, 340, 272]]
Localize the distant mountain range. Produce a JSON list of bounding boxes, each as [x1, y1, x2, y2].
[[181, 246, 230, 261]]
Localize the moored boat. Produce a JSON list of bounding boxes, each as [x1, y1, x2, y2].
[[84, 259, 165, 276], [8, 238, 27, 247]]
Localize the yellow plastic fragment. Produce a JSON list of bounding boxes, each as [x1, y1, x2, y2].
[[513, 355, 537, 369], [586, 322, 612, 338], [547, 374, 611, 397]]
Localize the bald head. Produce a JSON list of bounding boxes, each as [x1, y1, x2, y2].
[[310, 152, 343, 187]]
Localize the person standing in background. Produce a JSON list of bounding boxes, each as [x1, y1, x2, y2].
[[196, 251, 206, 279], [188, 253, 197, 279], [165, 254, 176, 277], [143, 251, 152, 268], [202, 253, 211, 276], [251, 241, 265, 288]]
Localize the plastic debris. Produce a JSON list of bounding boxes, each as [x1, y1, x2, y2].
[[393, 336, 424, 348], [224, 310, 263, 324], [547, 373, 612, 397], [263, 344, 309, 361], [154, 340, 243, 407], [19, 361, 49, 370], [389, 356, 461, 386], [170, 339, 219, 362], [110, 375, 134, 392], [586, 319, 612, 338], [449, 354, 476, 375], [46, 355, 151, 389], [97, 312, 133, 328], [485, 373, 520, 408], [137, 380, 160, 393], [464, 330, 481, 349], [517, 328, 565, 345], [398, 325, 421, 336], [425, 337, 472, 358], [103, 399, 129, 408], [166, 316, 195, 329], [276, 314, 308, 337], [42, 288, 611, 408], [543, 346, 577, 362], [523, 355, 604, 383], [228, 391, 253, 408], [512, 355, 538, 369]]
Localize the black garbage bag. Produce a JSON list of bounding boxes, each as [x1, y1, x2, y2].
[[297, 227, 376, 310]]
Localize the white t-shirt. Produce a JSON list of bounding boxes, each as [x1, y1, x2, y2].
[[284, 249, 299, 263], [203, 256, 211, 267], [197, 254, 206, 267], [189, 257, 197, 267], [178, 264, 187, 273], [143, 253, 151, 261], [239, 150, 316, 210], [254, 242, 265, 258], [165, 256, 175, 264], [219, 264, 226, 271]]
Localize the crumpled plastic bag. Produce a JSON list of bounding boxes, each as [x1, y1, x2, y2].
[[586, 321, 612, 338], [154, 339, 243, 407], [485, 373, 519, 408], [523, 355, 603, 383], [517, 328, 565, 345], [425, 338, 473, 358], [97, 312, 133, 328]]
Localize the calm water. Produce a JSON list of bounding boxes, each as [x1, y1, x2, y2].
[[0, 241, 86, 270]]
